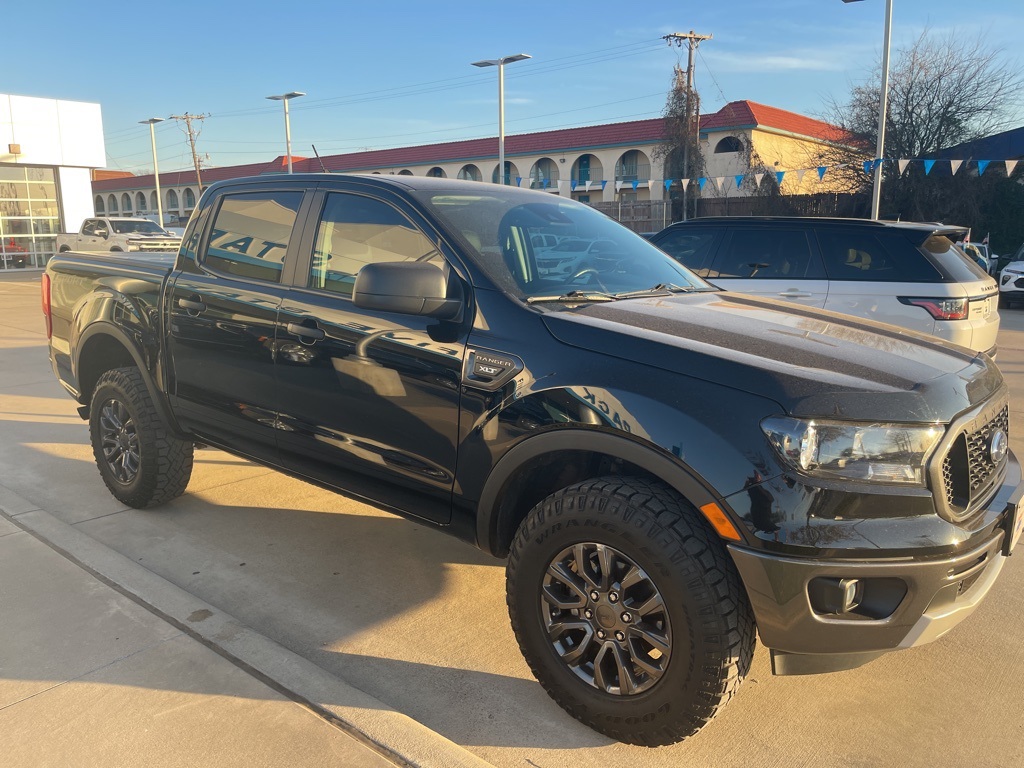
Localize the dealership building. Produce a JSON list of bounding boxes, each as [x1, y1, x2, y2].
[[0, 93, 105, 271]]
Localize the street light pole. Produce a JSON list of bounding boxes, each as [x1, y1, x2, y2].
[[471, 54, 531, 184], [844, 0, 893, 219], [139, 118, 164, 227], [266, 92, 306, 173]]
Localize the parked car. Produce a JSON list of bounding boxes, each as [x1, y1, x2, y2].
[[535, 237, 625, 277], [1, 237, 29, 268], [43, 175, 1023, 746], [56, 217, 182, 254], [648, 217, 999, 356]]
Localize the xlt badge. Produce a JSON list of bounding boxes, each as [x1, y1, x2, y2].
[[465, 348, 524, 391]]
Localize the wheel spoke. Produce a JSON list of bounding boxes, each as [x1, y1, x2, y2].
[[595, 544, 614, 591], [620, 564, 644, 590], [544, 561, 588, 609], [548, 620, 594, 665], [630, 623, 671, 656], [610, 642, 639, 695], [574, 543, 600, 590], [632, 592, 666, 619]]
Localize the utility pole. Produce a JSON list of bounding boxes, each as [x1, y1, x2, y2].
[[168, 113, 208, 191], [663, 31, 711, 220]]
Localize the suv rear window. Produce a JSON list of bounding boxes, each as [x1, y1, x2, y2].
[[816, 230, 939, 282], [919, 234, 991, 283]]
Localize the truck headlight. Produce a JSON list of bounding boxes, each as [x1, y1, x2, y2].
[[761, 417, 944, 485]]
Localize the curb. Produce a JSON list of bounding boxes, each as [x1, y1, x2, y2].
[[0, 484, 493, 768]]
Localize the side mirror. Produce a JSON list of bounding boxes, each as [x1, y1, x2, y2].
[[95, 228, 109, 238], [353, 262, 461, 320]]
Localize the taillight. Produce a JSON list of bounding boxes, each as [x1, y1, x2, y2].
[[41, 273, 52, 339], [898, 297, 969, 321]]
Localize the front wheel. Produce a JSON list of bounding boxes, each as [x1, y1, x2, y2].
[[506, 477, 754, 746], [89, 367, 193, 507]]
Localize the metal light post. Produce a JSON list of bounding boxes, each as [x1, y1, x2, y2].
[[266, 92, 306, 173], [844, 0, 893, 219], [139, 118, 165, 227], [471, 54, 531, 184]]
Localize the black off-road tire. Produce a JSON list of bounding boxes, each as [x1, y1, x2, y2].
[[506, 477, 755, 746], [89, 367, 193, 508]]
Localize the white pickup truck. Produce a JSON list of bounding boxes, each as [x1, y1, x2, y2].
[[56, 217, 181, 254]]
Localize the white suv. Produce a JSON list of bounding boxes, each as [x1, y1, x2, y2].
[[998, 242, 1024, 308], [649, 217, 1000, 356]]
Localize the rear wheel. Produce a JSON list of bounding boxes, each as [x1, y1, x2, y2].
[[506, 477, 754, 746], [89, 367, 193, 507]]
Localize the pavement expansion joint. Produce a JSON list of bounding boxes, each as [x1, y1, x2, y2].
[[0, 487, 494, 768]]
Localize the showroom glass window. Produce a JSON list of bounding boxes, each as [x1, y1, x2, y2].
[[0, 166, 60, 270]]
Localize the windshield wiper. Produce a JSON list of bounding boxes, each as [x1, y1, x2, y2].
[[526, 290, 619, 304], [612, 283, 697, 299]]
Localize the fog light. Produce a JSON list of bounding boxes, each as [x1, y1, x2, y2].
[[808, 577, 862, 615]]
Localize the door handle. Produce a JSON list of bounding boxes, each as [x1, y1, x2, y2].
[[287, 321, 326, 342], [777, 290, 813, 298], [178, 296, 207, 312]]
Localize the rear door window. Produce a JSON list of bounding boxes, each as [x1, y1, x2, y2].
[[651, 228, 719, 276], [204, 191, 304, 283], [816, 229, 941, 282], [710, 228, 824, 279]]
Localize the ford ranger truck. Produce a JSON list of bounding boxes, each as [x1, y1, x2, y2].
[[42, 174, 1024, 746]]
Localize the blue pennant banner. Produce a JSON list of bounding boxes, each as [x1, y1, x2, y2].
[[631, 180, 639, 191], [923, 160, 936, 176], [601, 180, 607, 190], [698, 177, 708, 190], [515, 176, 522, 186], [863, 160, 873, 175], [977, 160, 990, 176], [571, 179, 577, 191], [776, 171, 786, 185], [734, 175, 744, 188], [817, 166, 827, 181], [664, 179, 673, 191]]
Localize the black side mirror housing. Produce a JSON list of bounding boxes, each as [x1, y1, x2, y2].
[[353, 262, 462, 320]]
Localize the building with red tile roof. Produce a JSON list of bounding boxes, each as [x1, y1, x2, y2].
[[92, 100, 857, 223]]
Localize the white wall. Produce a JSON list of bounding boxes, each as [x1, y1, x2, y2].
[[59, 167, 95, 231], [0, 94, 104, 168]]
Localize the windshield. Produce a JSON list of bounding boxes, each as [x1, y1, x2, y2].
[[413, 188, 711, 300], [110, 220, 169, 235]]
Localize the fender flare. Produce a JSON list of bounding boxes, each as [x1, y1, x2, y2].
[[475, 428, 724, 555], [75, 321, 187, 438]]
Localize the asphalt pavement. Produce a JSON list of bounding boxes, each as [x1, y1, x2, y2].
[[1, 271, 1022, 767]]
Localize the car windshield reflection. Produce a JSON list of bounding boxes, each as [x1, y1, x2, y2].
[[414, 188, 712, 301]]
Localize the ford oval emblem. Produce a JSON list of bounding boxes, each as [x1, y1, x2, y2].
[[989, 429, 1008, 465]]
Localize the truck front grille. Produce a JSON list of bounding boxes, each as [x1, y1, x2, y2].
[[941, 404, 1008, 517], [136, 241, 180, 252]]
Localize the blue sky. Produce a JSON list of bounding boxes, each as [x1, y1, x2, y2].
[[12, 1, 1023, 174]]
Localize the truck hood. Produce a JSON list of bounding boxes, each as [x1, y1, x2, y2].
[[540, 291, 1001, 422]]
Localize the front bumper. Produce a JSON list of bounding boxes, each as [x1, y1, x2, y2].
[[728, 453, 1022, 676]]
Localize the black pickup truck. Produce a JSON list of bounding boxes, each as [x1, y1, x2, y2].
[[44, 174, 1024, 746]]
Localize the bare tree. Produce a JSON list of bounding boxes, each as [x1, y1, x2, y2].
[[824, 28, 1024, 223]]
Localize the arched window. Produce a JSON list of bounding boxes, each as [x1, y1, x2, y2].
[[398, 169, 414, 176], [529, 158, 559, 189], [426, 167, 446, 178], [136, 192, 147, 210], [184, 188, 196, 208], [571, 154, 603, 184], [457, 164, 481, 182], [491, 161, 519, 185], [121, 193, 132, 213], [95, 196, 105, 214], [167, 189, 179, 209], [150, 191, 158, 211], [108, 194, 118, 213], [614, 150, 650, 182], [714, 136, 743, 153]]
